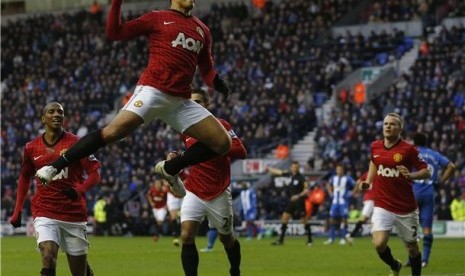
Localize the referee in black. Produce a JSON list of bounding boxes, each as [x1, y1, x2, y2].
[[268, 161, 313, 246]]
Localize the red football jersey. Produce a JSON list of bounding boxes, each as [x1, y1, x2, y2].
[[147, 186, 168, 209], [183, 119, 246, 200], [22, 132, 101, 222], [371, 139, 427, 214], [107, 1, 216, 98]]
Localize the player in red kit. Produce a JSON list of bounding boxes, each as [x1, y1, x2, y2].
[[146, 179, 169, 241], [36, 0, 232, 198], [9, 102, 101, 276], [177, 89, 246, 276], [346, 171, 375, 245], [360, 113, 430, 276]]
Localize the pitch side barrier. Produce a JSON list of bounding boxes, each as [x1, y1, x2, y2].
[[232, 220, 465, 239], [2, 220, 464, 238]]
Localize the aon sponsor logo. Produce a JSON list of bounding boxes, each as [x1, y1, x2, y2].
[[52, 167, 69, 180], [377, 165, 400, 177], [172, 32, 203, 54]]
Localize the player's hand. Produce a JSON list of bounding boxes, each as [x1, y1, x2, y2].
[[396, 165, 411, 180], [9, 212, 22, 228], [63, 187, 80, 200], [360, 182, 371, 190], [167, 151, 178, 161], [213, 74, 230, 99], [290, 195, 300, 202]]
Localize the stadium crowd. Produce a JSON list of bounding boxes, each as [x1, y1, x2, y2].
[[358, 0, 465, 24], [1, 0, 464, 236]]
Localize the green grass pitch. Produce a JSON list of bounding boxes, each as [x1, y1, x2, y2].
[[2, 236, 464, 275]]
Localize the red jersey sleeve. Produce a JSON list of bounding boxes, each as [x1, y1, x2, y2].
[[219, 119, 247, 160], [408, 145, 428, 171], [12, 146, 35, 216], [196, 22, 216, 88], [76, 155, 101, 193], [106, 0, 157, 40]]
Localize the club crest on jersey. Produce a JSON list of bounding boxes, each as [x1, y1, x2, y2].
[[134, 100, 143, 107], [172, 32, 203, 54], [196, 27, 204, 38], [393, 153, 403, 163]]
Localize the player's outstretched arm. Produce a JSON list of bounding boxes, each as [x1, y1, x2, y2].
[[10, 171, 33, 227], [267, 167, 283, 176], [106, 0, 155, 41]]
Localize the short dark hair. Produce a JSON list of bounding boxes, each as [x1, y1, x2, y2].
[[413, 132, 427, 147], [42, 102, 63, 116], [192, 88, 210, 103]]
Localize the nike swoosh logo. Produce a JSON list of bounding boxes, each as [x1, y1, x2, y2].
[[34, 155, 43, 160], [373, 155, 380, 158], [164, 21, 175, 25]]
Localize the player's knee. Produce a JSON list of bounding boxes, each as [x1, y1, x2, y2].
[[101, 117, 142, 143], [41, 252, 57, 268], [372, 239, 387, 253], [219, 234, 235, 248], [181, 229, 196, 244], [101, 125, 125, 143], [406, 242, 419, 255]]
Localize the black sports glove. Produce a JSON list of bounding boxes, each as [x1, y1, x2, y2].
[[63, 187, 79, 201], [213, 74, 230, 99], [10, 212, 22, 228]]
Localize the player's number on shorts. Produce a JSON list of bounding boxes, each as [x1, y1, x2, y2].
[[222, 215, 232, 232], [411, 226, 418, 238]]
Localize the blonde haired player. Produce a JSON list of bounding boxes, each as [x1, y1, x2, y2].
[[361, 113, 430, 276]]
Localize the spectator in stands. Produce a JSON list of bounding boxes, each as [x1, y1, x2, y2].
[[93, 195, 108, 236], [450, 193, 465, 221], [353, 81, 366, 107], [89, 1, 103, 23]]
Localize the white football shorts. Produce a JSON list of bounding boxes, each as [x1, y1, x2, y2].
[[34, 217, 89, 256], [152, 207, 168, 222], [122, 85, 212, 132], [167, 192, 182, 211], [181, 190, 234, 235], [371, 207, 420, 243], [361, 200, 374, 218]]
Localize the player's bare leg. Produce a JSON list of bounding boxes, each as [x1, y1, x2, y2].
[[219, 234, 241, 276], [39, 241, 59, 276], [36, 111, 143, 185], [66, 254, 88, 276]]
